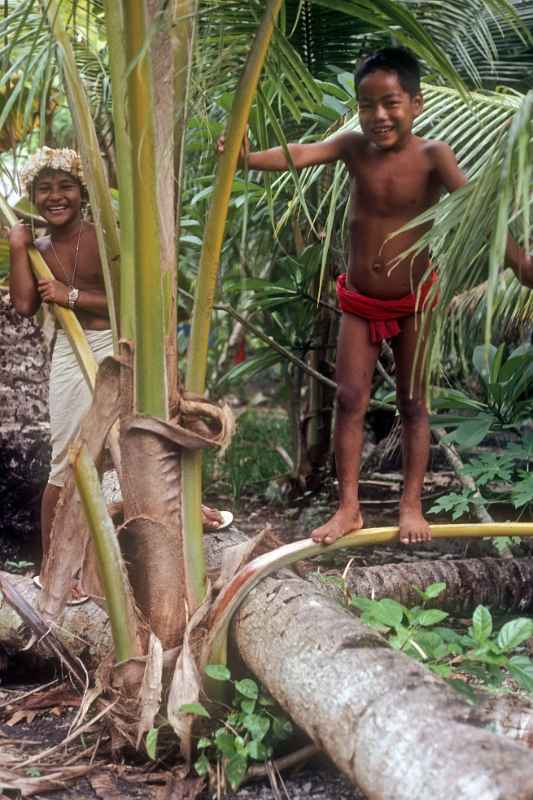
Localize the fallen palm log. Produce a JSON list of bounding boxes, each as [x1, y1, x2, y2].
[[320, 557, 533, 614], [474, 691, 533, 750], [0, 571, 112, 662], [233, 571, 533, 800]]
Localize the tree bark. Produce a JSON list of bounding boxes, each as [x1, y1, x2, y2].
[[0, 570, 112, 661], [233, 571, 533, 800], [322, 557, 533, 614]]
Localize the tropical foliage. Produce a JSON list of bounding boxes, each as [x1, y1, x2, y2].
[[1, 0, 532, 776]]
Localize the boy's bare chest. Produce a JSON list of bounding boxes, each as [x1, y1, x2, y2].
[[350, 155, 435, 214]]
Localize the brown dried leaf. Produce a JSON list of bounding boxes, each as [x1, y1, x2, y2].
[[152, 774, 204, 800], [167, 589, 212, 764], [89, 770, 129, 799], [5, 709, 36, 727], [22, 684, 81, 710], [136, 632, 163, 748], [0, 765, 89, 797]]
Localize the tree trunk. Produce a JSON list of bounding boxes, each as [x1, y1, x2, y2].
[[0, 570, 112, 661], [322, 558, 533, 614], [233, 571, 533, 800], [0, 294, 50, 558]]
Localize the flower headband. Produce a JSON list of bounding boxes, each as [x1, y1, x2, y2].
[[20, 146, 85, 196]]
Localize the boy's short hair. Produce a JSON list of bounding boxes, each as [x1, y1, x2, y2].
[[354, 47, 421, 96], [20, 146, 85, 198]]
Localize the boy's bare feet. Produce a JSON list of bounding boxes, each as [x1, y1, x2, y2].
[[311, 507, 364, 545], [399, 500, 431, 544]]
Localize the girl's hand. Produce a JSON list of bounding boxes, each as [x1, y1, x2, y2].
[[37, 279, 69, 306], [7, 222, 33, 250]]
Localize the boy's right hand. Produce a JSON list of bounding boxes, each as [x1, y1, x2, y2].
[[216, 129, 250, 164], [8, 222, 33, 250]]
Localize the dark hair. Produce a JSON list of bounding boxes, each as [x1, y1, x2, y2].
[[354, 47, 421, 96]]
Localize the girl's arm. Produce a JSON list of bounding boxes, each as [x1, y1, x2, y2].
[[9, 223, 41, 317], [36, 280, 109, 317]]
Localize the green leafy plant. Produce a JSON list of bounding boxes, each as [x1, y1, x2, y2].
[[182, 665, 293, 791], [429, 432, 533, 521], [350, 582, 533, 696], [431, 343, 533, 448], [203, 409, 290, 501]]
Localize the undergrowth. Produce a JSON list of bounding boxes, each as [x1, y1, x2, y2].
[[181, 665, 293, 792], [203, 409, 290, 501], [325, 577, 533, 700]]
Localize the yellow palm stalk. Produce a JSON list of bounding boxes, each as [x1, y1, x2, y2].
[[41, 0, 121, 347], [182, 0, 283, 611]]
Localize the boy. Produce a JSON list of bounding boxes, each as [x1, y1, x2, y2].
[[219, 47, 533, 545]]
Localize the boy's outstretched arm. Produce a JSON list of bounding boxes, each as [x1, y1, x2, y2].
[[431, 141, 533, 287], [217, 130, 358, 172]]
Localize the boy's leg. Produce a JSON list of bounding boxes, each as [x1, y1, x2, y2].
[[392, 314, 432, 544], [312, 312, 379, 544]]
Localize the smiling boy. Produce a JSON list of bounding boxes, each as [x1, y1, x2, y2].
[[219, 47, 533, 545]]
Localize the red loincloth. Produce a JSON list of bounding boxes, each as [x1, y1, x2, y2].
[[336, 272, 438, 344]]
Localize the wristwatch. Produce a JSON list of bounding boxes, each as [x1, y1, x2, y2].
[[68, 287, 79, 308]]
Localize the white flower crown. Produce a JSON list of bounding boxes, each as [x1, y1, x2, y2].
[[20, 146, 86, 196]]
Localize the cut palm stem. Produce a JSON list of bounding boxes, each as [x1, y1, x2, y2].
[[41, 0, 120, 347], [204, 522, 533, 668], [72, 442, 140, 662], [123, 0, 167, 419], [182, 0, 283, 612]]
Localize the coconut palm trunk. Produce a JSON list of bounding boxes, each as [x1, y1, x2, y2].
[[334, 557, 533, 614]]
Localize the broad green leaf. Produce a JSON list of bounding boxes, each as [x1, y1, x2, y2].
[[145, 727, 158, 760], [424, 582, 447, 599], [215, 730, 237, 758], [370, 598, 406, 630], [496, 618, 533, 652], [416, 609, 450, 627], [444, 416, 495, 449], [240, 699, 256, 714], [242, 713, 270, 741], [472, 606, 493, 642], [511, 473, 533, 509], [205, 664, 231, 682], [350, 596, 374, 612], [246, 740, 269, 760], [235, 679, 259, 699], [194, 753, 210, 777], [509, 655, 533, 691], [179, 702, 210, 718], [197, 737, 212, 749], [225, 753, 248, 790]]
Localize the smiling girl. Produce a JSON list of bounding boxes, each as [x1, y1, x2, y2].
[[9, 147, 112, 589]]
